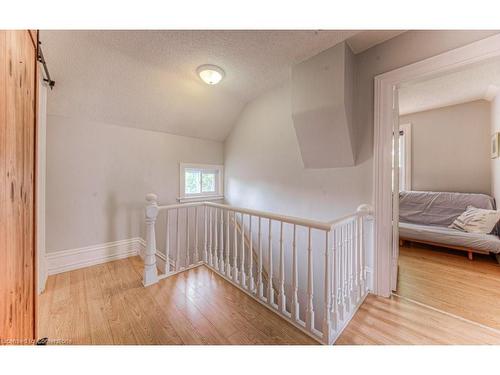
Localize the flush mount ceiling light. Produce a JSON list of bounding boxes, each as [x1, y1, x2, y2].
[[197, 64, 225, 85]]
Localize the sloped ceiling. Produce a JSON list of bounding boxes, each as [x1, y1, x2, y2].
[[399, 56, 500, 115], [41, 30, 403, 141]]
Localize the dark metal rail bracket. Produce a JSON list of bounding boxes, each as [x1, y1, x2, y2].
[[37, 41, 55, 89]]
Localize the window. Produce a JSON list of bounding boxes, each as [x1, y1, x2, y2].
[[179, 163, 224, 202]]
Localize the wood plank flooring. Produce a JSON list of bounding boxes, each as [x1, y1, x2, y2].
[[337, 294, 500, 344], [337, 244, 500, 344], [40, 246, 500, 345], [396, 244, 500, 330], [38, 256, 317, 345]]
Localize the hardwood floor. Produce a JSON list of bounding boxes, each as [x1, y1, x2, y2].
[[337, 243, 500, 345], [40, 247, 500, 345], [38, 256, 317, 345], [396, 243, 500, 330], [337, 294, 500, 344]]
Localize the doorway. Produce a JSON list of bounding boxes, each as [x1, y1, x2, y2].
[[396, 60, 500, 328], [373, 33, 500, 297]]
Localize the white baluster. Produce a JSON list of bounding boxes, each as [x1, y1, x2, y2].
[[353, 218, 360, 303], [346, 222, 351, 305], [203, 205, 208, 262], [306, 227, 314, 331], [219, 208, 224, 272], [233, 211, 238, 283], [143, 193, 159, 286], [343, 224, 350, 315], [278, 221, 286, 314], [339, 225, 346, 321], [240, 213, 246, 288], [175, 208, 180, 271], [214, 207, 219, 269], [349, 221, 354, 306], [267, 219, 274, 306], [225, 209, 231, 276], [208, 206, 213, 266], [291, 224, 299, 322], [194, 206, 199, 263], [165, 209, 170, 273], [322, 230, 331, 344], [186, 207, 190, 268], [346, 222, 353, 312], [330, 227, 338, 331], [257, 217, 264, 299], [248, 216, 255, 292], [359, 214, 366, 293]]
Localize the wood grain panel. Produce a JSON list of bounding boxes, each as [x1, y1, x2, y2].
[[0, 30, 37, 343]]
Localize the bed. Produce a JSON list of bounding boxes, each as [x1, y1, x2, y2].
[[399, 191, 500, 260]]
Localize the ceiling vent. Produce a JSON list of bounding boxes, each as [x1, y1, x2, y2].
[[291, 41, 356, 168]]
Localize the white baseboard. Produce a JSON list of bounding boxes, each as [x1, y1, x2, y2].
[[46, 237, 174, 277], [46, 238, 144, 275]]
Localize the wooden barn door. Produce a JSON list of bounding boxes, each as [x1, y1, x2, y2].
[[0, 30, 38, 344]]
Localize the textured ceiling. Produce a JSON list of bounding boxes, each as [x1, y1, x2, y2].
[[347, 30, 405, 53], [399, 57, 500, 115], [41, 30, 401, 141]]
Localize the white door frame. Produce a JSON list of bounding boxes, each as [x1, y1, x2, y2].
[[373, 33, 500, 297]]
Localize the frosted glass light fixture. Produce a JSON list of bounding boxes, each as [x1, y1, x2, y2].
[[197, 64, 225, 85]]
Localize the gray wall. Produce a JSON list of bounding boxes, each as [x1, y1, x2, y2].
[[354, 30, 498, 165], [400, 100, 491, 194], [46, 115, 223, 253]]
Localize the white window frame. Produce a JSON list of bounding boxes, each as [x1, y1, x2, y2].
[[399, 123, 412, 191], [178, 163, 224, 203]]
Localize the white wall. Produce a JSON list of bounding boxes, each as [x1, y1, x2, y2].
[[46, 115, 224, 253], [400, 100, 491, 194], [225, 83, 372, 222], [492, 95, 500, 204]]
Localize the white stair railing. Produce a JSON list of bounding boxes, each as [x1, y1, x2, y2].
[[142, 193, 373, 344]]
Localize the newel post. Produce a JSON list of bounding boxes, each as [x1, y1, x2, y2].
[[143, 193, 159, 287], [357, 204, 373, 215]]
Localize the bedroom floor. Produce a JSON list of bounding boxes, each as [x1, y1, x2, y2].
[[397, 243, 500, 331]]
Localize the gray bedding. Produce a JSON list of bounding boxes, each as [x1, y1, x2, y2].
[[399, 191, 495, 227], [399, 191, 500, 254], [399, 222, 500, 254]]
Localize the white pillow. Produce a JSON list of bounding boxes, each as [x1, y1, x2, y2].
[[449, 206, 500, 234]]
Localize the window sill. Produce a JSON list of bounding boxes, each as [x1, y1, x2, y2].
[[177, 195, 225, 203]]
